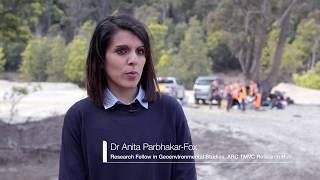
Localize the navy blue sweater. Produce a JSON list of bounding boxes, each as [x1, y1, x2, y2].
[[59, 94, 197, 180]]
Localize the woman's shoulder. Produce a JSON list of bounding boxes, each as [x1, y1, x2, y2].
[[155, 94, 186, 123], [66, 97, 95, 115], [63, 97, 98, 126], [156, 93, 182, 109]]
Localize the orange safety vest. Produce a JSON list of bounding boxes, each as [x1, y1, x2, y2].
[[249, 83, 257, 96], [238, 86, 247, 101], [232, 83, 240, 99], [254, 93, 262, 109]]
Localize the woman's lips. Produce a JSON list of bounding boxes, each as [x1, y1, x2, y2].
[[125, 71, 138, 80]]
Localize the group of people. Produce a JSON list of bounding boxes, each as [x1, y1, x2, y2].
[[211, 80, 262, 112]]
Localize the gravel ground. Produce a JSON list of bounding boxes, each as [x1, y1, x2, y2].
[[188, 105, 320, 180], [0, 80, 319, 179], [1, 104, 319, 180]]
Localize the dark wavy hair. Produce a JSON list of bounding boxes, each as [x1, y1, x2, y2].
[[86, 15, 159, 106]]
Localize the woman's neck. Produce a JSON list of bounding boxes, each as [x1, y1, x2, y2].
[[108, 86, 138, 105]]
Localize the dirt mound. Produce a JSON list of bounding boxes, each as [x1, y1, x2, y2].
[[0, 116, 63, 180], [0, 80, 86, 124], [272, 83, 320, 105]]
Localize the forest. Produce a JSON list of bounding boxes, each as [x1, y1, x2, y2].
[[0, 0, 320, 92]]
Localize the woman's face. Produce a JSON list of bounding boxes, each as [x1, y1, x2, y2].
[[105, 29, 146, 92]]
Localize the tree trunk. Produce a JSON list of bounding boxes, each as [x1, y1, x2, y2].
[[239, 1, 270, 83], [261, 0, 297, 95], [237, 47, 247, 77], [250, 0, 269, 82], [160, 0, 169, 23], [250, 26, 267, 82], [311, 36, 320, 69], [239, 10, 255, 81]]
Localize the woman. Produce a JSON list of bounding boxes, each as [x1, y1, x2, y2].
[[59, 15, 197, 180]]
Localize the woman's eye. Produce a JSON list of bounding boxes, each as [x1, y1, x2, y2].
[[115, 48, 128, 55], [137, 48, 145, 56]]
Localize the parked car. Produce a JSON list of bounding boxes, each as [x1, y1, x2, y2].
[[193, 76, 224, 104], [157, 77, 185, 100]]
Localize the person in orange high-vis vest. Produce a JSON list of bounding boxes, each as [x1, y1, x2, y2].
[[232, 81, 240, 99], [254, 93, 262, 109], [238, 85, 247, 111], [249, 80, 260, 109], [249, 80, 257, 97], [248, 80, 262, 109]]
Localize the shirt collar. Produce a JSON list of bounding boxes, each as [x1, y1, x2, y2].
[[103, 86, 148, 110]]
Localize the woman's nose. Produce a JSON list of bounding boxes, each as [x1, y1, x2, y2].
[[128, 52, 138, 65]]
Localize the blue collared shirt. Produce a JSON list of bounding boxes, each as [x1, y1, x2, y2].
[[103, 86, 148, 110]]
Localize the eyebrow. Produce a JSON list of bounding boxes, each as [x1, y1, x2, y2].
[[114, 44, 144, 48]]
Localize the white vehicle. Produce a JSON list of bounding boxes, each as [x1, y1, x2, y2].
[[157, 77, 185, 100], [193, 76, 224, 104]]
